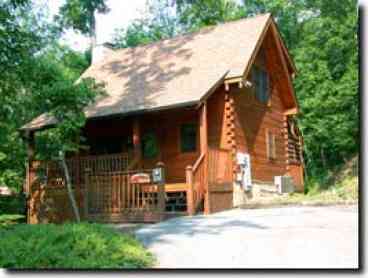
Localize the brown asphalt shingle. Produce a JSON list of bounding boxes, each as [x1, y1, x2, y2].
[[22, 13, 271, 131]]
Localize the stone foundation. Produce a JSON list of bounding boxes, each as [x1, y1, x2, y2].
[[233, 182, 281, 207]]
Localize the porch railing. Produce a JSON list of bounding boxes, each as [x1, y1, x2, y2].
[[208, 148, 233, 187], [28, 154, 166, 223], [186, 147, 232, 215], [186, 153, 205, 215], [84, 167, 165, 219], [28, 153, 131, 191]]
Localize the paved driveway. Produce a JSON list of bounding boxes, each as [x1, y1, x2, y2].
[[135, 205, 358, 268]]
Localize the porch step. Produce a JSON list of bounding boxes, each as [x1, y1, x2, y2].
[[165, 191, 187, 212]]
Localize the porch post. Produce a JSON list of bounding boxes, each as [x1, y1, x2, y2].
[[186, 166, 194, 215], [133, 118, 142, 166], [156, 161, 166, 220], [25, 131, 35, 194], [25, 130, 35, 223], [199, 102, 210, 214]]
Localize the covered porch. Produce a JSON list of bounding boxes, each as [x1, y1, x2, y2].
[[25, 103, 233, 223]]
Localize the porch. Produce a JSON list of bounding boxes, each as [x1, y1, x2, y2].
[[26, 104, 233, 223]]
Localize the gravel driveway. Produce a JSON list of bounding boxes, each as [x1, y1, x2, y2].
[[135, 205, 358, 268]]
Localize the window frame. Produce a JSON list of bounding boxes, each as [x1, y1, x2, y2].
[[252, 65, 270, 105], [266, 129, 277, 161], [179, 123, 198, 154]]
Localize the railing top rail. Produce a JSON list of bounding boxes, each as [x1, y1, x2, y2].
[[208, 147, 231, 153], [192, 153, 205, 172], [78, 152, 130, 161], [85, 168, 154, 176]]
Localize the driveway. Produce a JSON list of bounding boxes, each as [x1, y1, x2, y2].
[[135, 205, 358, 268]]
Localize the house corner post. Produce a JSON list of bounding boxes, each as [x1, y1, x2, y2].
[[186, 165, 194, 216]]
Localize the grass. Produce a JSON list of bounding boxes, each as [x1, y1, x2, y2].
[[0, 222, 155, 269], [244, 155, 358, 208], [270, 175, 358, 206]]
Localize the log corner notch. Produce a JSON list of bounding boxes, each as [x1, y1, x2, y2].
[[224, 90, 237, 180]]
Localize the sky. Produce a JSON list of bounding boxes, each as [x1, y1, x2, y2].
[[36, 0, 148, 51]]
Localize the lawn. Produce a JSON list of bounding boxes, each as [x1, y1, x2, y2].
[[0, 222, 155, 269]]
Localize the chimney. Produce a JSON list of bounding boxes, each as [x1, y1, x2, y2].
[[92, 42, 115, 64]]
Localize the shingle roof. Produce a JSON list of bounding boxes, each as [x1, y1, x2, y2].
[[22, 13, 272, 131]]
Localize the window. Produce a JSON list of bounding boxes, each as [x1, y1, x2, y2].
[[180, 123, 197, 153], [142, 132, 159, 158], [266, 129, 276, 161], [252, 66, 270, 104], [87, 136, 123, 155]]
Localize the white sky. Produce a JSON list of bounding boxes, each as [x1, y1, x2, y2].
[[36, 0, 148, 51]]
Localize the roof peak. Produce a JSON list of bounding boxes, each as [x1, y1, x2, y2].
[[107, 13, 272, 54]]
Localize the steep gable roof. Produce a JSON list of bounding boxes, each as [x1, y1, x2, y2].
[[22, 13, 295, 131]]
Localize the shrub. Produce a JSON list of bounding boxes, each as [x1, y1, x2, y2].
[[0, 195, 26, 215], [0, 214, 25, 227], [0, 223, 154, 269]]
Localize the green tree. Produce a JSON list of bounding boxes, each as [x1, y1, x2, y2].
[[112, 0, 180, 48], [0, 0, 101, 195], [57, 0, 110, 62], [176, 0, 244, 31]]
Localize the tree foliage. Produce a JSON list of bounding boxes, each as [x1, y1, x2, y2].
[[57, 0, 110, 61], [57, 0, 109, 35], [112, 0, 180, 48], [0, 0, 103, 191]]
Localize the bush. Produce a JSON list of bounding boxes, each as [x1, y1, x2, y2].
[[0, 194, 26, 215], [0, 214, 25, 227], [0, 223, 154, 269]]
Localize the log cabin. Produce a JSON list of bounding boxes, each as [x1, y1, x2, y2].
[[21, 13, 304, 224]]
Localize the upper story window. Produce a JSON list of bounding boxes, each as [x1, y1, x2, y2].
[[252, 66, 270, 104], [180, 123, 197, 153], [142, 131, 159, 158]]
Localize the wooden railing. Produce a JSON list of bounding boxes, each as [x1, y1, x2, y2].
[[28, 153, 131, 191], [84, 166, 165, 218], [186, 153, 205, 215], [208, 148, 232, 187], [287, 134, 302, 165], [287, 117, 303, 165], [185, 148, 232, 215], [28, 154, 167, 223]]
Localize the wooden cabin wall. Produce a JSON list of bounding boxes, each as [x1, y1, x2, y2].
[[83, 108, 200, 184], [139, 109, 200, 183], [233, 85, 287, 183], [207, 85, 231, 151], [206, 85, 234, 213], [232, 31, 290, 184]]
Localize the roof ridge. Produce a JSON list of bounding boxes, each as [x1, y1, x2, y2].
[[109, 13, 271, 55]]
